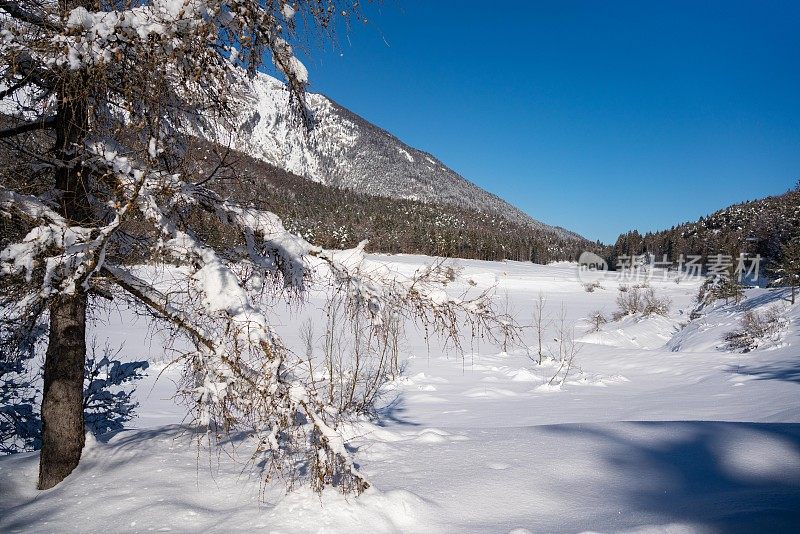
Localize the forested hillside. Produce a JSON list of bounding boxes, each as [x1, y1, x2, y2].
[[187, 140, 600, 263], [608, 184, 800, 272], [0, 119, 598, 265]]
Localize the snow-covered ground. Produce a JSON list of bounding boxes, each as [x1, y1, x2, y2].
[[2, 255, 799, 533]]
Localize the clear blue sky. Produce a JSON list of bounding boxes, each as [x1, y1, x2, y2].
[[291, 0, 800, 244]]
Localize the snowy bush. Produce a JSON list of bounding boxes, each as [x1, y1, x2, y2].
[[642, 290, 672, 316], [697, 277, 744, 308], [530, 292, 551, 365], [583, 281, 602, 292], [300, 296, 402, 419], [587, 311, 608, 332], [613, 287, 671, 320], [724, 306, 788, 352], [547, 305, 581, 386], [614, 288, 643, 318]]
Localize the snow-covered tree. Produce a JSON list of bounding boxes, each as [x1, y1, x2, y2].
[[774, 237, 800, 305], [695, 273, 744, 309], [0, 0, 516, 492]]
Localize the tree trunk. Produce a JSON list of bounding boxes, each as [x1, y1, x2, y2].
[[38, 41, 91, 489], [38, 294, 88, 490]]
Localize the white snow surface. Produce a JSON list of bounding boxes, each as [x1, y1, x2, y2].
[[2, 256, 799, 532]]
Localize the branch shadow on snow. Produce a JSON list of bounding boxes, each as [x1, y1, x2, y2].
[[0, 425, 272, 533], [736, 287, 794, 312], [375, 394, 420, 428], [539, 421, 800, 533]]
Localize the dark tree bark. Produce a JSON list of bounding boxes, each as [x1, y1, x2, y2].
[[38, 293, 88, 490], [37, 61, 91, 489]]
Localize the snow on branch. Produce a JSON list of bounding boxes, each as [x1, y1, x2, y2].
[[73, 139, 518, 493], [1, 1, 337, 123], [0, 175, 137, 296], [83, 142, 372, 491], [1, 116, 522, 493], [1, 0, 513, 494]]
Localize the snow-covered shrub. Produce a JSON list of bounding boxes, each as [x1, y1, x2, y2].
[[696, 277, 744, 308], [301, 296, 402, 419], [587, 311, 608, 332], [614, 287, 671, 320], [530, 292, 550, 365], [84, 342, 148, 436], [548, 305, 581, 386], [618, 284, 630, 293], [643, 290, 672, 316], [724, 306, 788, 352], [583, 281, 602, 292], [614, 287, 644, 319]]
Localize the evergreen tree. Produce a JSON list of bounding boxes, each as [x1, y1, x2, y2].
[[0, 0, 514, 492], [775, 237, 800, 305]]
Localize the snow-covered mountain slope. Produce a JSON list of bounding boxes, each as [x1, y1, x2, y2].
[[208, 73, 577, 238]]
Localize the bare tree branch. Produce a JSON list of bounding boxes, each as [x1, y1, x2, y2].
[[0, 117, 56, 139], [0, 1, 62, 31]]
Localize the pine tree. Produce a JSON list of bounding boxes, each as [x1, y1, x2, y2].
[[775, 237, 800, 305]]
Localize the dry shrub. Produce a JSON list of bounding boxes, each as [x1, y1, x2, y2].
[[301, 295, 404, 419], [583, 281, 603, 292], [587, 310, 607, 332], [613, 287, 671, 320], [724, 306, 788, 352]]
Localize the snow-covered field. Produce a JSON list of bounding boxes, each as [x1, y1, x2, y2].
[[2, 255, 799, 533]]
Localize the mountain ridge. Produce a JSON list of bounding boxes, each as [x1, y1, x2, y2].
[[207, 72, 583, 241]]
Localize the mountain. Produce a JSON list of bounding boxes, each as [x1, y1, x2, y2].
[[0, 71, 595, 263], [174, 136, 601, 264], [206, 72, 579, 240]]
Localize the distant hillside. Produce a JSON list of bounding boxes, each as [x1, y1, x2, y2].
[[0, 113, 598, 265], [609, 184, 800, 271], [184, 139, 600, 264]]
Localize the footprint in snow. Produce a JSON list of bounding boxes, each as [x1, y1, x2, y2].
[[463, 387, 519, 398], [487, 462, 509, 470], [412, 428, 469, 444]]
